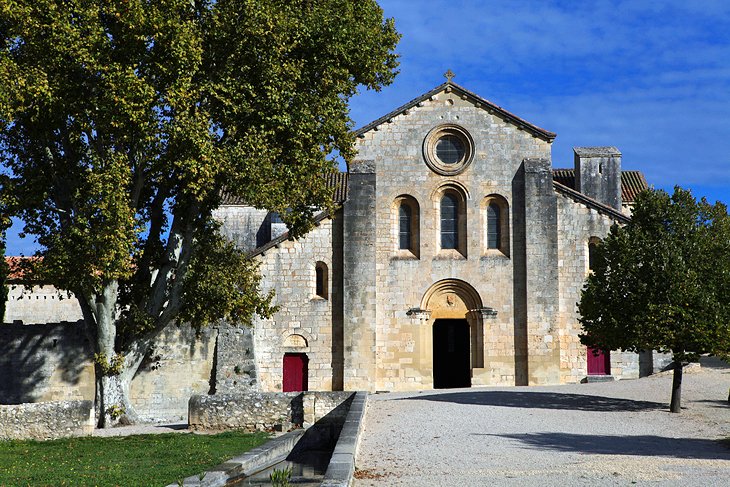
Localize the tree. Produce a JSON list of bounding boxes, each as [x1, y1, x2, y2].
[[579, 187, 730, 413], [0, 0, 399, 426]]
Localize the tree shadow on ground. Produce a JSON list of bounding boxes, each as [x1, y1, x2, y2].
[[476, 432, 730, 460], [398, 390, 666, 412], [693, 399, 730, 409]]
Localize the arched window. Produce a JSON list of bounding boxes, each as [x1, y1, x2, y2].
[[393, 196, 420, 257], [399, 204, 412, 250], [315, 262, 328, 299], [441, 193, 459, 250], [483, 195, 509, 256], [486, 203, 500, 249]]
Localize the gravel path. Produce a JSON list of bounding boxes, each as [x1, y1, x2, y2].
[[354, 362, 730, 486]]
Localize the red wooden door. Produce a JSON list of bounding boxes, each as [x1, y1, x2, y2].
[[587, 347, 610, 375], [283, 353, 308, 392]]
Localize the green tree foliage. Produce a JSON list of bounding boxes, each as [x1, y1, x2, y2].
[[0, 0, 399, 425], [579, 187, 730, 412]]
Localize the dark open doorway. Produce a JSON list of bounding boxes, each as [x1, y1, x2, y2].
[[433, 319, 471, 388]]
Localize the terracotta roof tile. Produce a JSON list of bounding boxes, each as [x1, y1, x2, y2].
[[552, 169, 648, 203], [4, 256, 39, 282]]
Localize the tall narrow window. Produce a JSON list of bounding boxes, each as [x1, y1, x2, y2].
[[393, 196, 420, 258], [399, 204, 412, 250], [588, 240, 598, 272], [441, 193, 459, 249], [315, 262, 328, 299], [487, 203, 500, 249]]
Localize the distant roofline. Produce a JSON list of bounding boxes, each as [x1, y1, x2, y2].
[[354, 81, 556, 142]]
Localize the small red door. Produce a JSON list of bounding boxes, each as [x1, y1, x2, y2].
[[283, 353, 308, 392], [587, 347, 610, 375]]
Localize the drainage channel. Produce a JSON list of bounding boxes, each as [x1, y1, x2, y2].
[[229, 449, 331, 486], [171, 392, 366, 487]]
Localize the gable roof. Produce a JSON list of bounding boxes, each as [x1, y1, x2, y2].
[[553, 169, 649, 203], [354, 81, 557, 142], [220, 172, 348, 206]]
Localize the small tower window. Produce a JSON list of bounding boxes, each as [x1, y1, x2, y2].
[[315, 262, 328, 299], [441, 193, 459, 250]]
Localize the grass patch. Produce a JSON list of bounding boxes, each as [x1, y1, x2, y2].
[[0, 431, 269, 487]]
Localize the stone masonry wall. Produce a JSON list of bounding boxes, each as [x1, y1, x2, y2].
[[0, 321, 95, 404], [352, 89, 552, 390], [213, 323, 257, 394], [248, 218, 340, 392], [3, 285, 217, 422], [5, 284, 84, 325], [0, 400, 94, 440], [129, 324, 216, 423], [213, 206, 270, 253], [556, 194, 633, 382], [188, 391, 353, 432]]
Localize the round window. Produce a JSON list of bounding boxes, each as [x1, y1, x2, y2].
[[435, 135, 465, 164], [423, 125, 474, 175]]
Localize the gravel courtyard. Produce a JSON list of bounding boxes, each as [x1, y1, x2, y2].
[[354, 360, 730, 486]]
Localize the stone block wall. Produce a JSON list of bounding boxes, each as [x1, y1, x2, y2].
[[556, 195, 615, 383], [0, 321, 95, 404], [129, 324, 216, 423], [5, 284, 84, 325], [0, 400, 94, 440], [213, 206, 270, 253], [245, 217, 341, 393], [351, 90, 553, 390], [3, 287, 217, 422], [188, 391, 353, 432], [213, 323, 257, 393]]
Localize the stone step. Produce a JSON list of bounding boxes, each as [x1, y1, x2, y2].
[[584, 374, 616, 383]]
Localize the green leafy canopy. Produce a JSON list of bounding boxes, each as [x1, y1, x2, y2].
[[579, 187, 730, 363], [0, 0, 399, 343]]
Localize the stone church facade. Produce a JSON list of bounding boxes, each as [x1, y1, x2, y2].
[[3, 79, 667, 422], [214, 79, 655, 393]]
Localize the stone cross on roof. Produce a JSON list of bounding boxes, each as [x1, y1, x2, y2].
[[444, 69, 455, 82]]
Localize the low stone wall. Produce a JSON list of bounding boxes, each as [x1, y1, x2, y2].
[[188, 391, 353, 432], [0, 400, 94, 440]]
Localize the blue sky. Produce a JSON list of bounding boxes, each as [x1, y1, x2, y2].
[[351, 1, 730, 198], [5, 0, 730, 255]]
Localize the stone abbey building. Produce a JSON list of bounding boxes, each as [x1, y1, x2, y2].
[[214, 78, 652, 393], [3, 79, 662, 422]]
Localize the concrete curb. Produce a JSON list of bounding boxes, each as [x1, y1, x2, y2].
[[166, 429, 305, 487], [321, 391, 368, 487]]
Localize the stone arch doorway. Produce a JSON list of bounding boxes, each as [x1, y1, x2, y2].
[[421, 279, 485, 389]]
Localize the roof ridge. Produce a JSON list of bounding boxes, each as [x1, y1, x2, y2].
[[354, 81, 556, 142]]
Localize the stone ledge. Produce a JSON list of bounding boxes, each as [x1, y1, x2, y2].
[[321, 391, 368, 487], [0, 400, 94, 440]]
